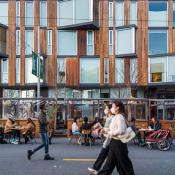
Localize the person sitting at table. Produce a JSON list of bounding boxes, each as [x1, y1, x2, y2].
[[4, 116, 19, 144], [91, 117, 103, 138], [72, 118, 80, 135], [21, 118, 36, 144], [150, 116, 162, 131]]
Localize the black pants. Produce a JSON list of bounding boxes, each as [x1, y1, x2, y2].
[[98, 139, 135, 175], [93, 146, 109, 171]]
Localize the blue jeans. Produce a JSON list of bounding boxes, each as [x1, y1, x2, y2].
[[33, 132, 49, 154]]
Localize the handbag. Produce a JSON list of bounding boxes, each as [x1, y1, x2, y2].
[[118, 119, 136, 143]]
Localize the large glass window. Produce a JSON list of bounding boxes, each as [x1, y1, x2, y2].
[[16, 1, 20, 26], [149, 57, 167, 83], [130, 1, 137, 25], [109, 30, 113, 55], [104, 58, 109, 84], [16, 30, 20, 55], [168, 56, 175, 82], [109, 2, 113, 27], [115, 58, 124, 83], [0, 2, 8, 25], [40, 1, 47, 27], [173, 3, 175, 27], [148, 1, 167, 27], [58, 0, 93, 26], [1, 59, 8, 83], [25, 1, 34, 26], [116, 1, 124, 27], [87, 31, 94, 55], [16, 58, 20, 84], [25, 30, 34, 55], [116, 27, 135, 55], [57, 58, 66, 83], [130, 58, 137, 83], [148, 30, 167, 55], [47, 30, 52, 55], [80, 58, 99, 83], [57, 31, 77, 55], [25, 58, 43, 83]]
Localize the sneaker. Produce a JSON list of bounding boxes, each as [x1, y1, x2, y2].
[[44, 154, 54, 160], [27, 150, 33, 160], [88, 167, 98, 175]]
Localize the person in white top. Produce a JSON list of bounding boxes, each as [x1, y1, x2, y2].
[[98, 101, 135, 175], [72, 118, 80, 135]]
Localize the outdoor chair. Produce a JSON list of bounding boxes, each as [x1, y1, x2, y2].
[[80, 129, 94, 148], [68, 129, 81, 145]]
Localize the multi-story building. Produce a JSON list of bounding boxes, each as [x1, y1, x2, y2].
[[0, 0, 175, 100]]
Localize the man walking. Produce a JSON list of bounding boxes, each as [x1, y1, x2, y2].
[[27, 103, 54, 160]]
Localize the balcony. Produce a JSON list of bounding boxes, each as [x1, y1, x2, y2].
[[0, 24, 7, 58], [57, 0, 99, 30]]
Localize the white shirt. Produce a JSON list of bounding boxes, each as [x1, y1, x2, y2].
[[108, 114, 127, 138], [72, 122, 79, 133]]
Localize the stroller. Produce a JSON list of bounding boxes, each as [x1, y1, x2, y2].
[[145, 129, 173, 151]]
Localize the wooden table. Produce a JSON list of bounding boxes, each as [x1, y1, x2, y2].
[[139, 128, 154, 142]]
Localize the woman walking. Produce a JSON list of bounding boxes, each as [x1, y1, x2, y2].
[[98, 101, 135, 175]]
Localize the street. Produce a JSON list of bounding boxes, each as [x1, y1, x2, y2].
[[0, 138, 175, 175]]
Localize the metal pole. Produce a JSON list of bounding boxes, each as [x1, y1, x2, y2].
[[37, 25, 40, 112]]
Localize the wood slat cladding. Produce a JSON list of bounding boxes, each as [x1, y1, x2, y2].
[[137, 0, 148, 86], [168, 0, 173, 53], [109, 55, 115, 85], [47, 0, 57, 87], [40, 29, 47, 55], [8, 0, 16, 86], [66, 57, 79, 87], [98, 0, 109, 86], [20, 0, 25, 86], [0, 27, 6, 55], [77, 30, 86, 56], [124, 0, 130, 85]]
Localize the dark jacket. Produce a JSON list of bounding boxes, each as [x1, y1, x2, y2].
[[38, 111, 48, 133], [150, 121, 162, 131], [80, 122, 93, 133]]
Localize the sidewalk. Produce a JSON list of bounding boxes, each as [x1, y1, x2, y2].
[[0, 138, 175, 175]]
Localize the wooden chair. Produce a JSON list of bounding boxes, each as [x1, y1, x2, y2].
[[81, 129, 93, 148], [68, 129, 81, 145]]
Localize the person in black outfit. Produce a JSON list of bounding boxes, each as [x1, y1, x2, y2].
[[150, 116, 162, 131]]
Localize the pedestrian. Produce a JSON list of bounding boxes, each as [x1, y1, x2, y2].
[[27, 103, 54, 160], [88, 103, 114, 175], [98, 101, 135, 175]]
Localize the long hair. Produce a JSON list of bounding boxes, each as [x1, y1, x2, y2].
[[113, 101, 125, 115]]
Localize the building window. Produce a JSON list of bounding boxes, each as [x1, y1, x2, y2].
[[168, 56, 175, 82], [1, 59, 8, 83], [149, 57, 167, 83], [25, 1, 34, 26], [57, 31, 77, 55], [47, 30, 52, 55], [16, 58, 20, 84], [57, 58, 66, 83], [130, 58, 137, 83], [109, 2, 113, 27], [25, 30, 33, 55], [130, 1, 137, 25], [58, 0, 93, 26], [40, 1, 47, 27], [148, 30, 167, 55], [109, 30, 113, 55], [115, 58, 124, 83], [116, 1, 124, 27], [16, 30, 20, 55], [25, 58, 43, 83], [87, 31, 94, 55], [80, 58, 99, 83], [148, 1, 167, 27], [116, 27, 135, 55], [173, 3, 175, 27], [16, 1, 20, 27], [0, 2, 8, 25], [104, 58, 109, 84]]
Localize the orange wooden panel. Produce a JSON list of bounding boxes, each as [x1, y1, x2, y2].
[[109, 55, 115, 85], [173, 29, 175, 53], [77, 30, 86, 56], [66, 57, 79, 86], [8, 0, 16, 86], [124, 0, 130, 26], [34, 0, 39, 53], [20, 0, 25, 86], [168, 0, 173, 53], [40, 29, 47, 55]]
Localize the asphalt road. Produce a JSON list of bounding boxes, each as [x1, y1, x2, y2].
[[0, 138, 175, 175]]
